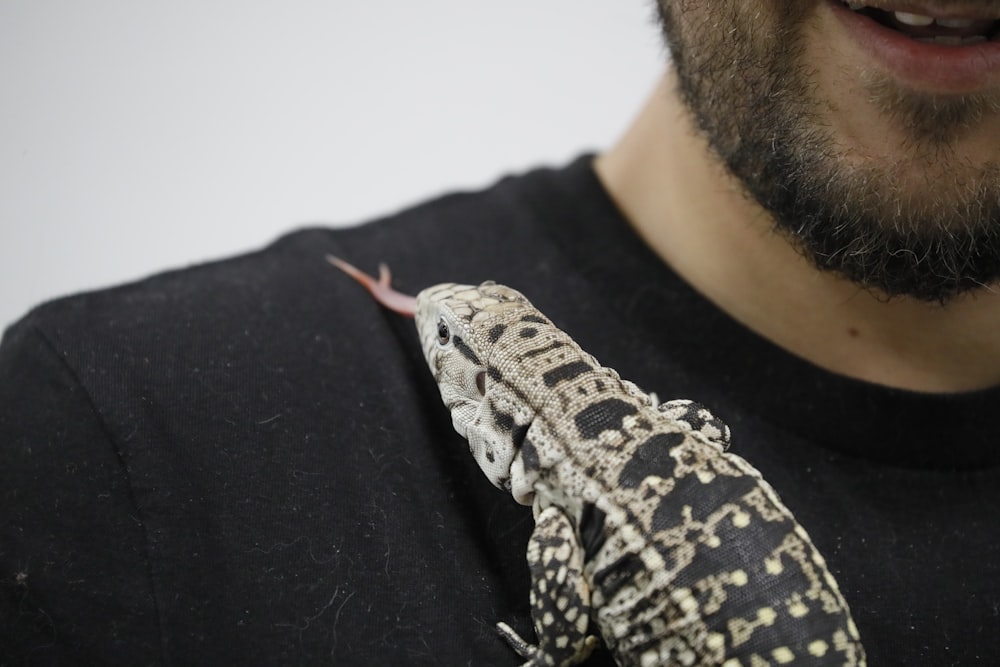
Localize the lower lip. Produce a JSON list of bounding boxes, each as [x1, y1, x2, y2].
[[828, 1, 1000, 93]]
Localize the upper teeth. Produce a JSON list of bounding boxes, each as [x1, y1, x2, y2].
[[845, 3, 988, 29], [897, 12, 976, 28], [895, 11, 935, 27]]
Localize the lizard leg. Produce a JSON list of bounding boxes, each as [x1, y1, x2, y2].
[[497, 505, 600, 667]]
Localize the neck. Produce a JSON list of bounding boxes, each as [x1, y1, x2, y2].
[[595, 71, 1000, 393]]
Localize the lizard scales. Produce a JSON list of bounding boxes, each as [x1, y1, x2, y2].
[[330, 257, 866, 667]]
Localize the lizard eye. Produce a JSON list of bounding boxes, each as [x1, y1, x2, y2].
[[437, 319, 451, 345]]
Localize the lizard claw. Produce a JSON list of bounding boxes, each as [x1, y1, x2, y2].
[[496, 621, 537, 661], [496, 622, 599, 667]]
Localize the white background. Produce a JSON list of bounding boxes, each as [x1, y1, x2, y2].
[[0, 1, 665, 330]]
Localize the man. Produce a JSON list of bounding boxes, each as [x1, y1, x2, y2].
[[2, 1, 998, 664]]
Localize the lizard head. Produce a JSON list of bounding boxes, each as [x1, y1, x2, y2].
[[414, 281, 539, 500], [327, 256, 538, 502]]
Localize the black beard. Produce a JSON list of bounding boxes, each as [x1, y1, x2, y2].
[[656, 1, 1000, 302]]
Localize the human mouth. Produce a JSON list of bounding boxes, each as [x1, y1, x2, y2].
[[831, 1, 1000, 91], [842, 2, 999, 44]]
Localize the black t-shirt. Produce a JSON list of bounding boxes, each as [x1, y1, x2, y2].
[[2, 156, 998, 665]]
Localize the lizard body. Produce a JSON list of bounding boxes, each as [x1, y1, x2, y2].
[[330, 257, 866, 667]]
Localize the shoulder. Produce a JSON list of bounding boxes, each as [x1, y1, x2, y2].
[[0, 156, 639, 663], [1, 157, 611, 445], [8, 155, 603, 372]]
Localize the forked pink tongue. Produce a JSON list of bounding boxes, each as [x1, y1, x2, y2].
[[327, 255, 418, 317]]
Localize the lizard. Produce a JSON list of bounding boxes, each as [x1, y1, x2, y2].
[[328, 256, 867, 667]]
